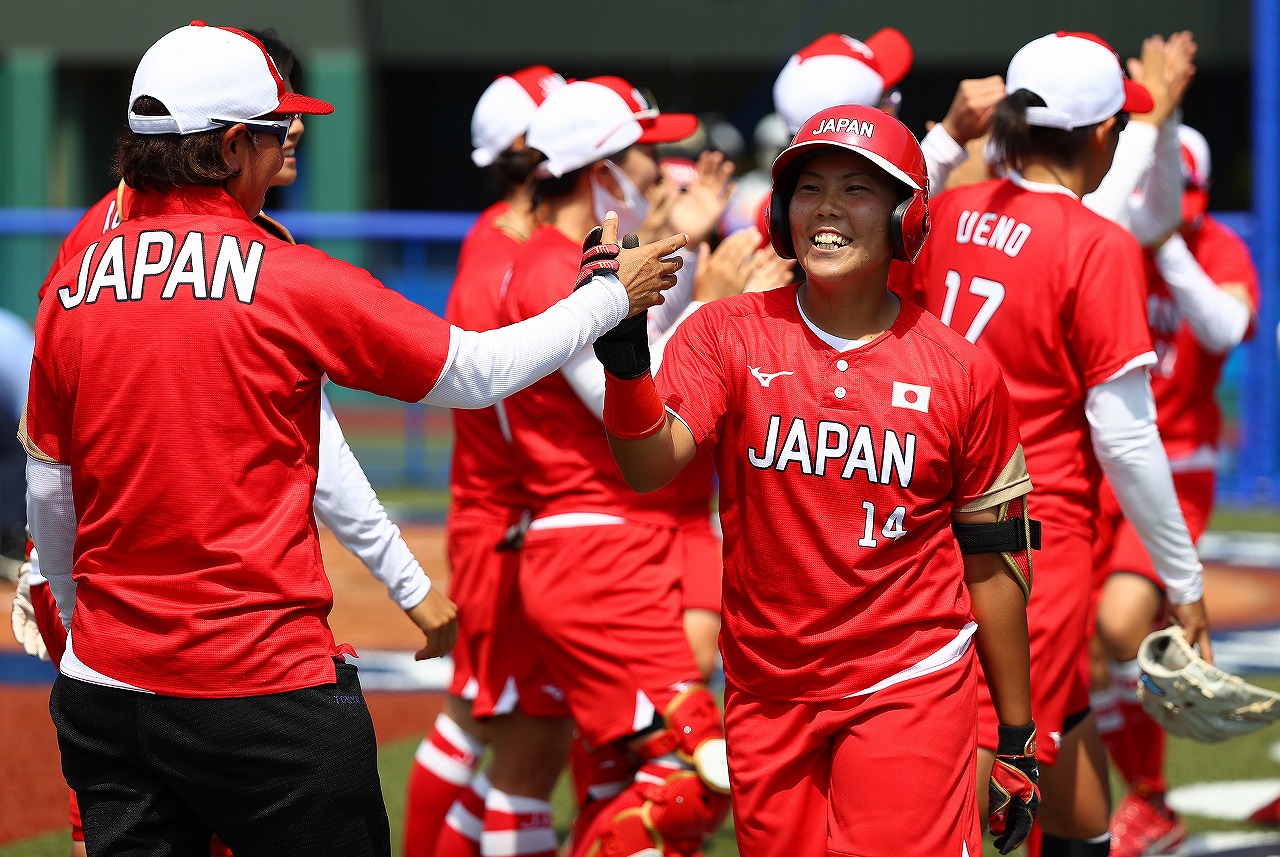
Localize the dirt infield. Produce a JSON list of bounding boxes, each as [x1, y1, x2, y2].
[[2, 524, 1279, 845]]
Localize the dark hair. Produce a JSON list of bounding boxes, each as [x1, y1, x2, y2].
[[245, 28, 302, 92], [489, 147, 543, 195], [528, 145, 632, 207], [113, 96, 240, 191], [992, 90, 1097, 173]]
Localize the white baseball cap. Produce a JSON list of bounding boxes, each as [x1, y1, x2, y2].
[[1006, 32, 1154, 130], [129, 21, 333, 135], [526, 76, 698, 178], [471, 65, 567, 167], [1179, 124, 1212, 223], [773, 30, 914, 135]]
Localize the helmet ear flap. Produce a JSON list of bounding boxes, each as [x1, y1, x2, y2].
[[768, 186, 794, 259], [891, 190, 929, 262]]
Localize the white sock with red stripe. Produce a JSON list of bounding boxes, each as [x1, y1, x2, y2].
[[482, 788, 556, 857], [403, 713, 486, 857], [433, 773, 491, 857]]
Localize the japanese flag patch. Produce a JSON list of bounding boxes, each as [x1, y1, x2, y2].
[[891, 381, 931, 413]]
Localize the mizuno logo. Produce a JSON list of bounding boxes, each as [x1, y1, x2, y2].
[[750, 366, 795, 387]]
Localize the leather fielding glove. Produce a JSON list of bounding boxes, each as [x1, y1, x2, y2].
[[575, 228, 650, 380], [989, 722, 1040, 854], [11, 563, 50, 662]]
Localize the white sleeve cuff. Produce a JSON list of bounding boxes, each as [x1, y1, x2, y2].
[[1085, 370, 1204, 603], [921, 124, 968, 197], [26, 456, 77, 629], [313, 391, 431, 609]]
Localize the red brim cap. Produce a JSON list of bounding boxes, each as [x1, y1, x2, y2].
[[1122, 79, 1154, 115], [638, 112, 699, 144], [864, 27, 914, 89], [279, 92, 335, 116]]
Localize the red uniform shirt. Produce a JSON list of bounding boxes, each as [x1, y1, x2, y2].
[[501, 224, 701, 525], [24, 185, 453, 697], [656, 289, 1029, 701], [445, 201, 532, 513], [39, 188, 129, 301], [904, 177, 1155, 540], [1147, 215, 1260, 460]]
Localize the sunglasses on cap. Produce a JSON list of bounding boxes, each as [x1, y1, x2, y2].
[[210, 115, 296, 146]]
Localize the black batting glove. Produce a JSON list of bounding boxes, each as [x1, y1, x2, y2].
[[576, 229, 651, 380], [988, 722, 1040, 854]]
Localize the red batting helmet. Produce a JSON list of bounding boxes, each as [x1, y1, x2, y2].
[[769, 104, 929, 263]]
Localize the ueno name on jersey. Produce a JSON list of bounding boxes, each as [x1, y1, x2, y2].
[[954, 210, 1032, 257]]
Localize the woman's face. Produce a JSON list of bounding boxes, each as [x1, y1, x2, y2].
[[788, 149, 899, 284], [616, 144, 663, 195], [271, 114, 305, 188]]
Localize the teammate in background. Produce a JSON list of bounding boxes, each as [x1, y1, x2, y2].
[[603, 104, 1039, 857], [400, 65, 565, 857], [23, 22, 685, 857], [1090, 124, 1258, 857], [903, 33, 1212, 857], [479, 76, 738, 857], [12, 28, 456, 857], [0, 309, 33, 582]]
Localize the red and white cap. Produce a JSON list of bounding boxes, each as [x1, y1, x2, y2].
[[471, 65, 567, 167], [526, 76, 698, 178], [1006, 32, 1154, 130], [772, 30, 914, 135], [1179, 123, 1212, 224], [128, 21, 333, 135]]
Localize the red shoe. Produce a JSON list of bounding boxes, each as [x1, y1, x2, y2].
[[1109, 793, 1187, 857], [1250, 794, 1280, 826]]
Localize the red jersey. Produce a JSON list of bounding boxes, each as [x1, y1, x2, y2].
[[1146, 215, 1260, 460], [501, 224, 704, 525], [24, 185, 453, 697], [39, 187, 129, 301], [656, 289, 1030, 701], [904, 177, 1154, 540], [445, 201, 532, 513]]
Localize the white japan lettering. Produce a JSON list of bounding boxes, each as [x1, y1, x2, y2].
[[59, 231, 265, 309], [748, 415, 916, 486]]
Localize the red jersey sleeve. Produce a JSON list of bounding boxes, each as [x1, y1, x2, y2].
[[1065, 224, 1154, 388], [654, 304, 729, 446], [1191, 217, 1261, 313], [951, 349, 1031, 510]]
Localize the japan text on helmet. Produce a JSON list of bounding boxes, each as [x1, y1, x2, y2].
[[768, 104, 929, 263]]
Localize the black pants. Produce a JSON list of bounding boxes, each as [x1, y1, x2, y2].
[[50, 661, 391, 857]]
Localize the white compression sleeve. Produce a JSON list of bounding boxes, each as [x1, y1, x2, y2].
[[1127, 118, 1184, 247], [920, 124, 968, 197], [424, 273, 627, 409], [1085, 369, 1204, 604], [314, 390, 431, 609], [25, 456, 76, 630], [1084, 121, 1158, 229], [646, 248, 697, 337], [1155, 234, 1252, 354]]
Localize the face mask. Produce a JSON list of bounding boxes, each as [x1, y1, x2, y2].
[[591, 158, 651, 238]]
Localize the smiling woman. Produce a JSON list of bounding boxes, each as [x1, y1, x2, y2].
[[599, 102, 1041, 857]]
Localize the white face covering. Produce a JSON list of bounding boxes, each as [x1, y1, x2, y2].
[[591, 158, 651, 238]]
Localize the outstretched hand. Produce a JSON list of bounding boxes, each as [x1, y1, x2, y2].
[[603, 210, 688, 318], [666, 151, 736, 244]]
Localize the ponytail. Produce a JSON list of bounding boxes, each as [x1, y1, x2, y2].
[[992, 90, 1095, 173]]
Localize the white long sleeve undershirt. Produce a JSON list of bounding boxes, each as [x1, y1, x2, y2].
[[423, 273, 628, 408], [25, 457, 76, 629], [1155, 234, 1252, 354], [315, 390, 431, 609], [920, 124, 970, 197], [1085, 368, 1204, 604], [1084, 118, 1183, 247]]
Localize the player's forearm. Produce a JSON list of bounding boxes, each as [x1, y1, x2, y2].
[[921, 124, 969, 198], [25, 456, 77, 630], [1084, 122, 1158, 228], [424, 274, 628, 409], [314, 395, 430, 609], [1086, 371, 1203, 604], [1156, 234, 1252, 354], [608, 416, 688, 493], [965, 551, 1033, 727], [1129, 117, 1185, 247]]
